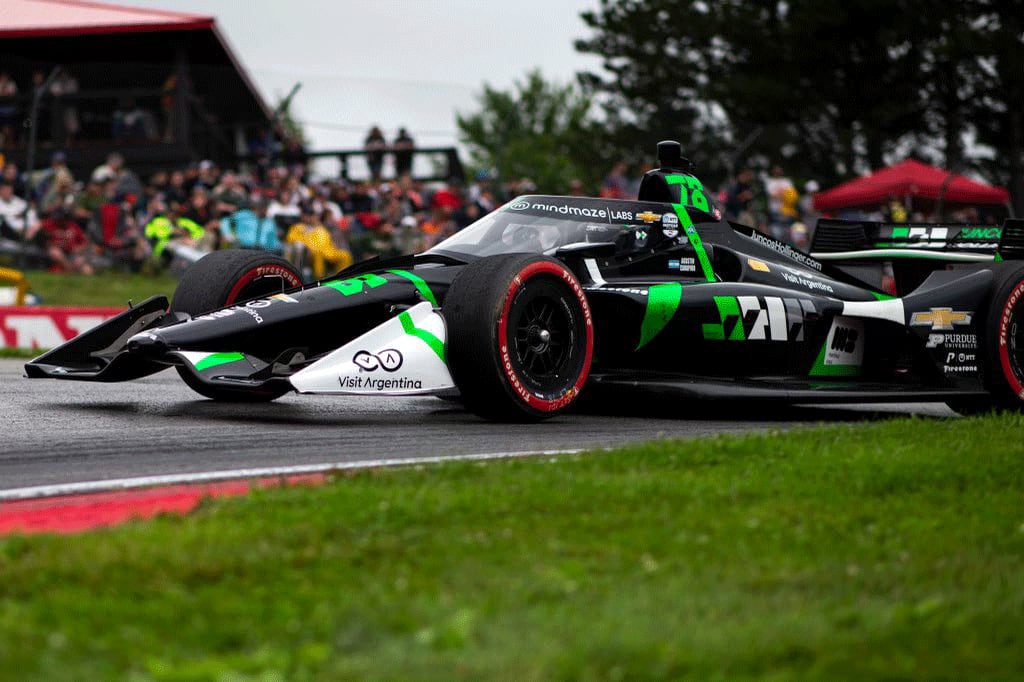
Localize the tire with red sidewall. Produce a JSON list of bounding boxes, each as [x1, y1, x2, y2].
[[171, 249, 302, 316], [445, 254, 593, 421], [170, 250, 302, 402], [977, 263, 1024, 411]]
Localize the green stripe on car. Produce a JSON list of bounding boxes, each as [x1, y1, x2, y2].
[[702, 296, 745, 341], [386, 269, 439, 307], [399, 311, 445, 362], [664, 174, 715, 283], [808, 343, 861, 377], [194, 352, 246, 372], [636, 282, 683, 350], [324, 273, 388, 296]]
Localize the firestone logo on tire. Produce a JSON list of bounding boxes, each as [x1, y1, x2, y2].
[[500, 344, 531, 402], [999, 281, 1024, 399], [254, 265, 302, 286], [1002, 285, 1022, 347], [560, 269, 592, 326]]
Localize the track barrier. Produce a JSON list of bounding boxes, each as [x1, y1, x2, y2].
[[0, 306, 122, 349]]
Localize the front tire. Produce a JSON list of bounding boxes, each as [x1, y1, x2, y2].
[[444, 254, 593, 421], [171, 249, 302, 315], [171, 250, 302, 402]]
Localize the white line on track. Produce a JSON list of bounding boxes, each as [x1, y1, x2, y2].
[[0, 449, 585, 501]]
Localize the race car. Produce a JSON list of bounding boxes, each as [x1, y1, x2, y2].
[[26, 141, 1024, 420]]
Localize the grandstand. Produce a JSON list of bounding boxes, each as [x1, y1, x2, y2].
[[1, 0, 282, 177]]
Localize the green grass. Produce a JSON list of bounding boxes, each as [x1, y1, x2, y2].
[[0, 347, 43, 358], [1, 415, 1023, 680], [25, 271, 178, 307]]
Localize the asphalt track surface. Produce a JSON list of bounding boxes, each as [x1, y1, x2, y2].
[[0, 359, 955, 492]]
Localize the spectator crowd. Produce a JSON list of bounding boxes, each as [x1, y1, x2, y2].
[[711, 164, 1000, 250], [598, 158, 826, 249], [0, 135, 1007, 283], [0, 141, 498, 281], [597, 158, 828, 249], [718, 164, 820, 249]]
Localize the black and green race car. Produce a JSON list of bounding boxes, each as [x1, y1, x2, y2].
[[25, 141, 1024, 420]]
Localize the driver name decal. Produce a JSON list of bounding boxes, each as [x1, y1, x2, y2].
[[748, 231, 823, 271]]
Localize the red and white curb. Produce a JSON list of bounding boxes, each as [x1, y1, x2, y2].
[[0, 449, 582, 535]]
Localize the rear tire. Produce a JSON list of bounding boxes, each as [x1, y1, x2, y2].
[[967, 263, 1024, 412], [171, 250, 302, 402], [444, 254, 593, 421]]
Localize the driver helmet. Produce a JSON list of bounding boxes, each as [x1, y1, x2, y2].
[[637, 140, 719, 219]]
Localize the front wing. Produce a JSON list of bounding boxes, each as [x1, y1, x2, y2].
[[25, 301, 455, 398]]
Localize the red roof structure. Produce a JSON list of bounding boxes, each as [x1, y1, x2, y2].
[[1, 0, 279, 174], [813, 159, 1010, 211], [2, 0, 214, 38]]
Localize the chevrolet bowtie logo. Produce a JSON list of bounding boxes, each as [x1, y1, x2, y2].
[[636, 211, 661, 223], [910, 307, 973, 331]]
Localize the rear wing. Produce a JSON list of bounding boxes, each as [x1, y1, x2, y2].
[[997, 219, 1024, 260], [810, 219, 1013, 264]]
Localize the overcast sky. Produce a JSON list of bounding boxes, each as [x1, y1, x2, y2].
[[130, 0, 603, 152]]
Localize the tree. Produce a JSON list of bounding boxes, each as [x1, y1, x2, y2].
[[575, 0, 1023, 211], [967, 0, 1024, 214], [574, 0, 734, 179], [576, 1, 936, 185], [456, 70, 605, 194]]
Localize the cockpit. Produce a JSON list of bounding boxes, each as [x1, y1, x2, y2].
[[428, 195, 718, 260]]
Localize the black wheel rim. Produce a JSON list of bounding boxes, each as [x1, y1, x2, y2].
[[506, 278, 580, 394]]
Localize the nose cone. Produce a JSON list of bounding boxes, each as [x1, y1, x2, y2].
[[126, 330, 170, 357]]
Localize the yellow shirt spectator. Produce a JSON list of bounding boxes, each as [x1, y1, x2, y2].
[[780, 185, 800, 219], [285, 221, 352, 279]]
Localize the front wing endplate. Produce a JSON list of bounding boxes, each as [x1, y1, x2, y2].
[[289, 302, 454, 395]]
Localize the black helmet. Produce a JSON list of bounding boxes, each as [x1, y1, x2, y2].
[[637, 140, 716, 219]]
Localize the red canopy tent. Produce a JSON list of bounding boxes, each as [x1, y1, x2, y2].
[[3, 0, 214, 37], [813, 159, 1009, 211]]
